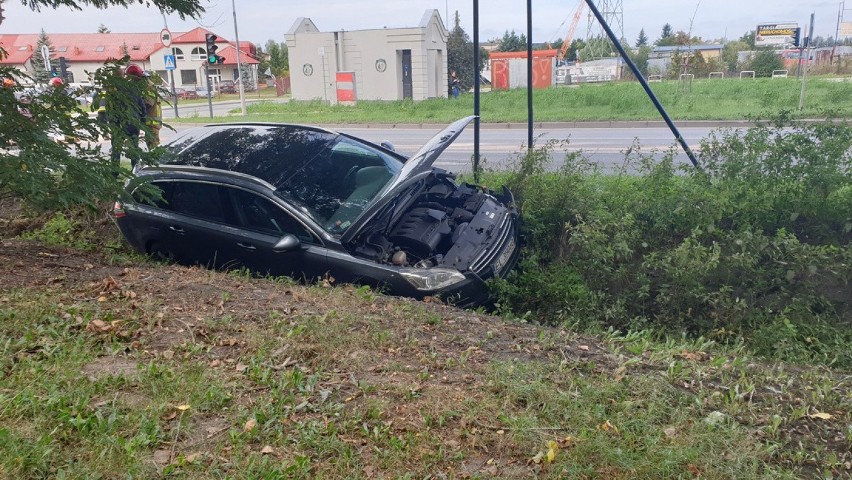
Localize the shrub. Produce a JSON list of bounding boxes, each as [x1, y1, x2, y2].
[[489, 118, 852, 366]]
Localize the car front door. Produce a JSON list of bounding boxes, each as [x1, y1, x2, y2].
[[224, 187, 327, 282]]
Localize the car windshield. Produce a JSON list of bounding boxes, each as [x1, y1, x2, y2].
[[277, 137, 402, 233], [162, 126, 403, 234]]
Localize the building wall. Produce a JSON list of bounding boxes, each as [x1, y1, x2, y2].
[[286, 10, 447, 103]]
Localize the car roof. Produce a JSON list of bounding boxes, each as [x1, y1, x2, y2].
[[159, 123, 341, 190]]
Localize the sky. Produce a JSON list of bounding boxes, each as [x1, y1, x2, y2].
[[1, 0, 847, 48]]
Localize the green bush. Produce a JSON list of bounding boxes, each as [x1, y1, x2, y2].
[[490, 119, 852, 366]]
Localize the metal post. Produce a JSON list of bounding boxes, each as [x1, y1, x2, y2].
[[231, 0, 247, 115], [205, 63, 213, 118], [169, 69, 179, 118], [526, 0, 533, 151], [799, 13, 815, 110], [582, 0, 699, 168], [473, 0, 480, 183]]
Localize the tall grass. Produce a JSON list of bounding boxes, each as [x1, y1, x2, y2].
[[488, 118, 852, 367], [209, 78, 852, 125]]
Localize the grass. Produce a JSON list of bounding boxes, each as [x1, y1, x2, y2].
[[1, 215, 850, 478], [169, 77, 852, 125]]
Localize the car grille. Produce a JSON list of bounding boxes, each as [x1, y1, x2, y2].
[[469, 212, 513, 275]]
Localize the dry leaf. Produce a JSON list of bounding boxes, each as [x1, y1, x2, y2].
[[162, 350, 175, 359], [184, 452, 201, 463], [260, 445, 274, 455], [235, 363, 248, 373], [531, 451, 544, 464], [244, 418, 258, 432], [578, 345, 590, 351], [809, 412, 833, 420], [546, 440, 558, 463], [176, 404, 190, 411], [664, 427, 677, 438]]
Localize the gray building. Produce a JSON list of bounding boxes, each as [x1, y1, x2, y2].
[[285, 10, 448, 103]]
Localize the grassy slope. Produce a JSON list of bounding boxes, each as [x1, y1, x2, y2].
[[0, 212, 850, 478], [174, 78, 852, 124]]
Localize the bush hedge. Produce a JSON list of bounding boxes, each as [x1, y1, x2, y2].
[[489, 118, 852, 367]]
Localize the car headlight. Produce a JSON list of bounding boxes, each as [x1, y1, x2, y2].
[[399, 268, 466, 291]]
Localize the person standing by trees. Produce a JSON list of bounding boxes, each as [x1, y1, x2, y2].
[[450, 70, 460, 99]]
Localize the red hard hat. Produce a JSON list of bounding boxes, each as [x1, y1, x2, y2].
[[125, 64, 144, 77], [50, 77, 64, 87]]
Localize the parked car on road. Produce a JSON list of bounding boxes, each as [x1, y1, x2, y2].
[[195, 86, 213, 98], [114, 117, 520, 305], [172, 88, 199, 100], [218, 80, 236, 94]]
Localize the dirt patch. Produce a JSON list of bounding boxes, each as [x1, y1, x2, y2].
[[81, 355, 142, 381]]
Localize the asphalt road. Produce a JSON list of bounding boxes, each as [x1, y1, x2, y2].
[[161, 120, 731, 173]]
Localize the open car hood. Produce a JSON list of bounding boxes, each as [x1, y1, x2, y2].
[[340, 115, 476, 244]]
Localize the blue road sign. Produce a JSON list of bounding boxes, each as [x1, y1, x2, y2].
[[164, 54, 176, 71]]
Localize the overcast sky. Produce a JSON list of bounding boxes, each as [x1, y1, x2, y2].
[[2, 0, 846, 48]]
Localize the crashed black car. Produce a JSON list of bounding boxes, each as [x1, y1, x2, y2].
[[114, 116, 520, 305]]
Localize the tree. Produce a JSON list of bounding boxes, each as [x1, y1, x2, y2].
[[261, 40, 289, 77], [447, 11, 485, 92], [97, 24, 110, 34], [635, 28, 648, 47], [497, 30, 527, 52], [739, 30, 756, 49], [31, 29, 57, 83], [1, 0, 206, 210], [656, 24, 675, 45], [747, 50, 783, 77], [721, 40, 749, 73], [16, 0, 203, 20]]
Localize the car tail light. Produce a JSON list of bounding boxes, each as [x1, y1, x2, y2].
[[113, 201, 127, 218]]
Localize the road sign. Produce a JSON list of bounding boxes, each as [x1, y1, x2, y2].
[[40, 45, 50, 71], [164, 54, 176, 71], [160, 28, 172, 48]]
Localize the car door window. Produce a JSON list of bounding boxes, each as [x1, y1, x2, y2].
[[229, 188, 315, 243], [169, 182, 228, 223]]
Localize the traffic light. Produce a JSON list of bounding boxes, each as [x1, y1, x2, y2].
[[59, 56, 67, 80], [50, 65, 59, 77], [205, 33, 225, 65], [792, 28, 801, 47]]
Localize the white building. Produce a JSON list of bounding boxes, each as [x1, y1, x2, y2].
[[285, 10, 448, 103]]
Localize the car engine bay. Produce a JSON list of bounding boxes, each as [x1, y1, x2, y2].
[[349, 172, 515, 273]]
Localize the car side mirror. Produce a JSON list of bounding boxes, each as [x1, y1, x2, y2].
[[380, 141, 395, 152], [272, 234, 301, 252]]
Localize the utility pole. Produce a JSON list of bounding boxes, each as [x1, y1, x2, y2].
[[832, 2, 844, 64], [231, 0, 247, 115]]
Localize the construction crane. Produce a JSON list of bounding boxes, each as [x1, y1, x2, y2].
[[558, 1, 586, 63]]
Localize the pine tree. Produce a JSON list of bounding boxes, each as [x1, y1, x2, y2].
[[635, 28, 648, 47], [32, 29, 57, 83], [447, 11, 477, 92], [97, 24, 111, 34]]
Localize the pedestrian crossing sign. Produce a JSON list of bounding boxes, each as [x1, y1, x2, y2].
[[164, 54, 176, 71]]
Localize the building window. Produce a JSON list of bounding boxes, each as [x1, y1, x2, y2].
[[96, 46, 105, 52], [172, 47, 184, 60], [180, 69, 197, 85], [190, 47, 206, 61]]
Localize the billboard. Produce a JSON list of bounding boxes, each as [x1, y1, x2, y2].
[[756, 23, 799, 46], [840, 21, 852, 38]]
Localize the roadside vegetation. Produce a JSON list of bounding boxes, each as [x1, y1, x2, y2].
[[174, 77, 852, 124], [486, 117, 851, 368], [2, 115, 850, 478]]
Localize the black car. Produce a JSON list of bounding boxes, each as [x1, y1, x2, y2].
[[114, 116, 520, 305]]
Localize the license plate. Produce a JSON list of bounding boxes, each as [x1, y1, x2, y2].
[[494, 236, 516, 274]]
